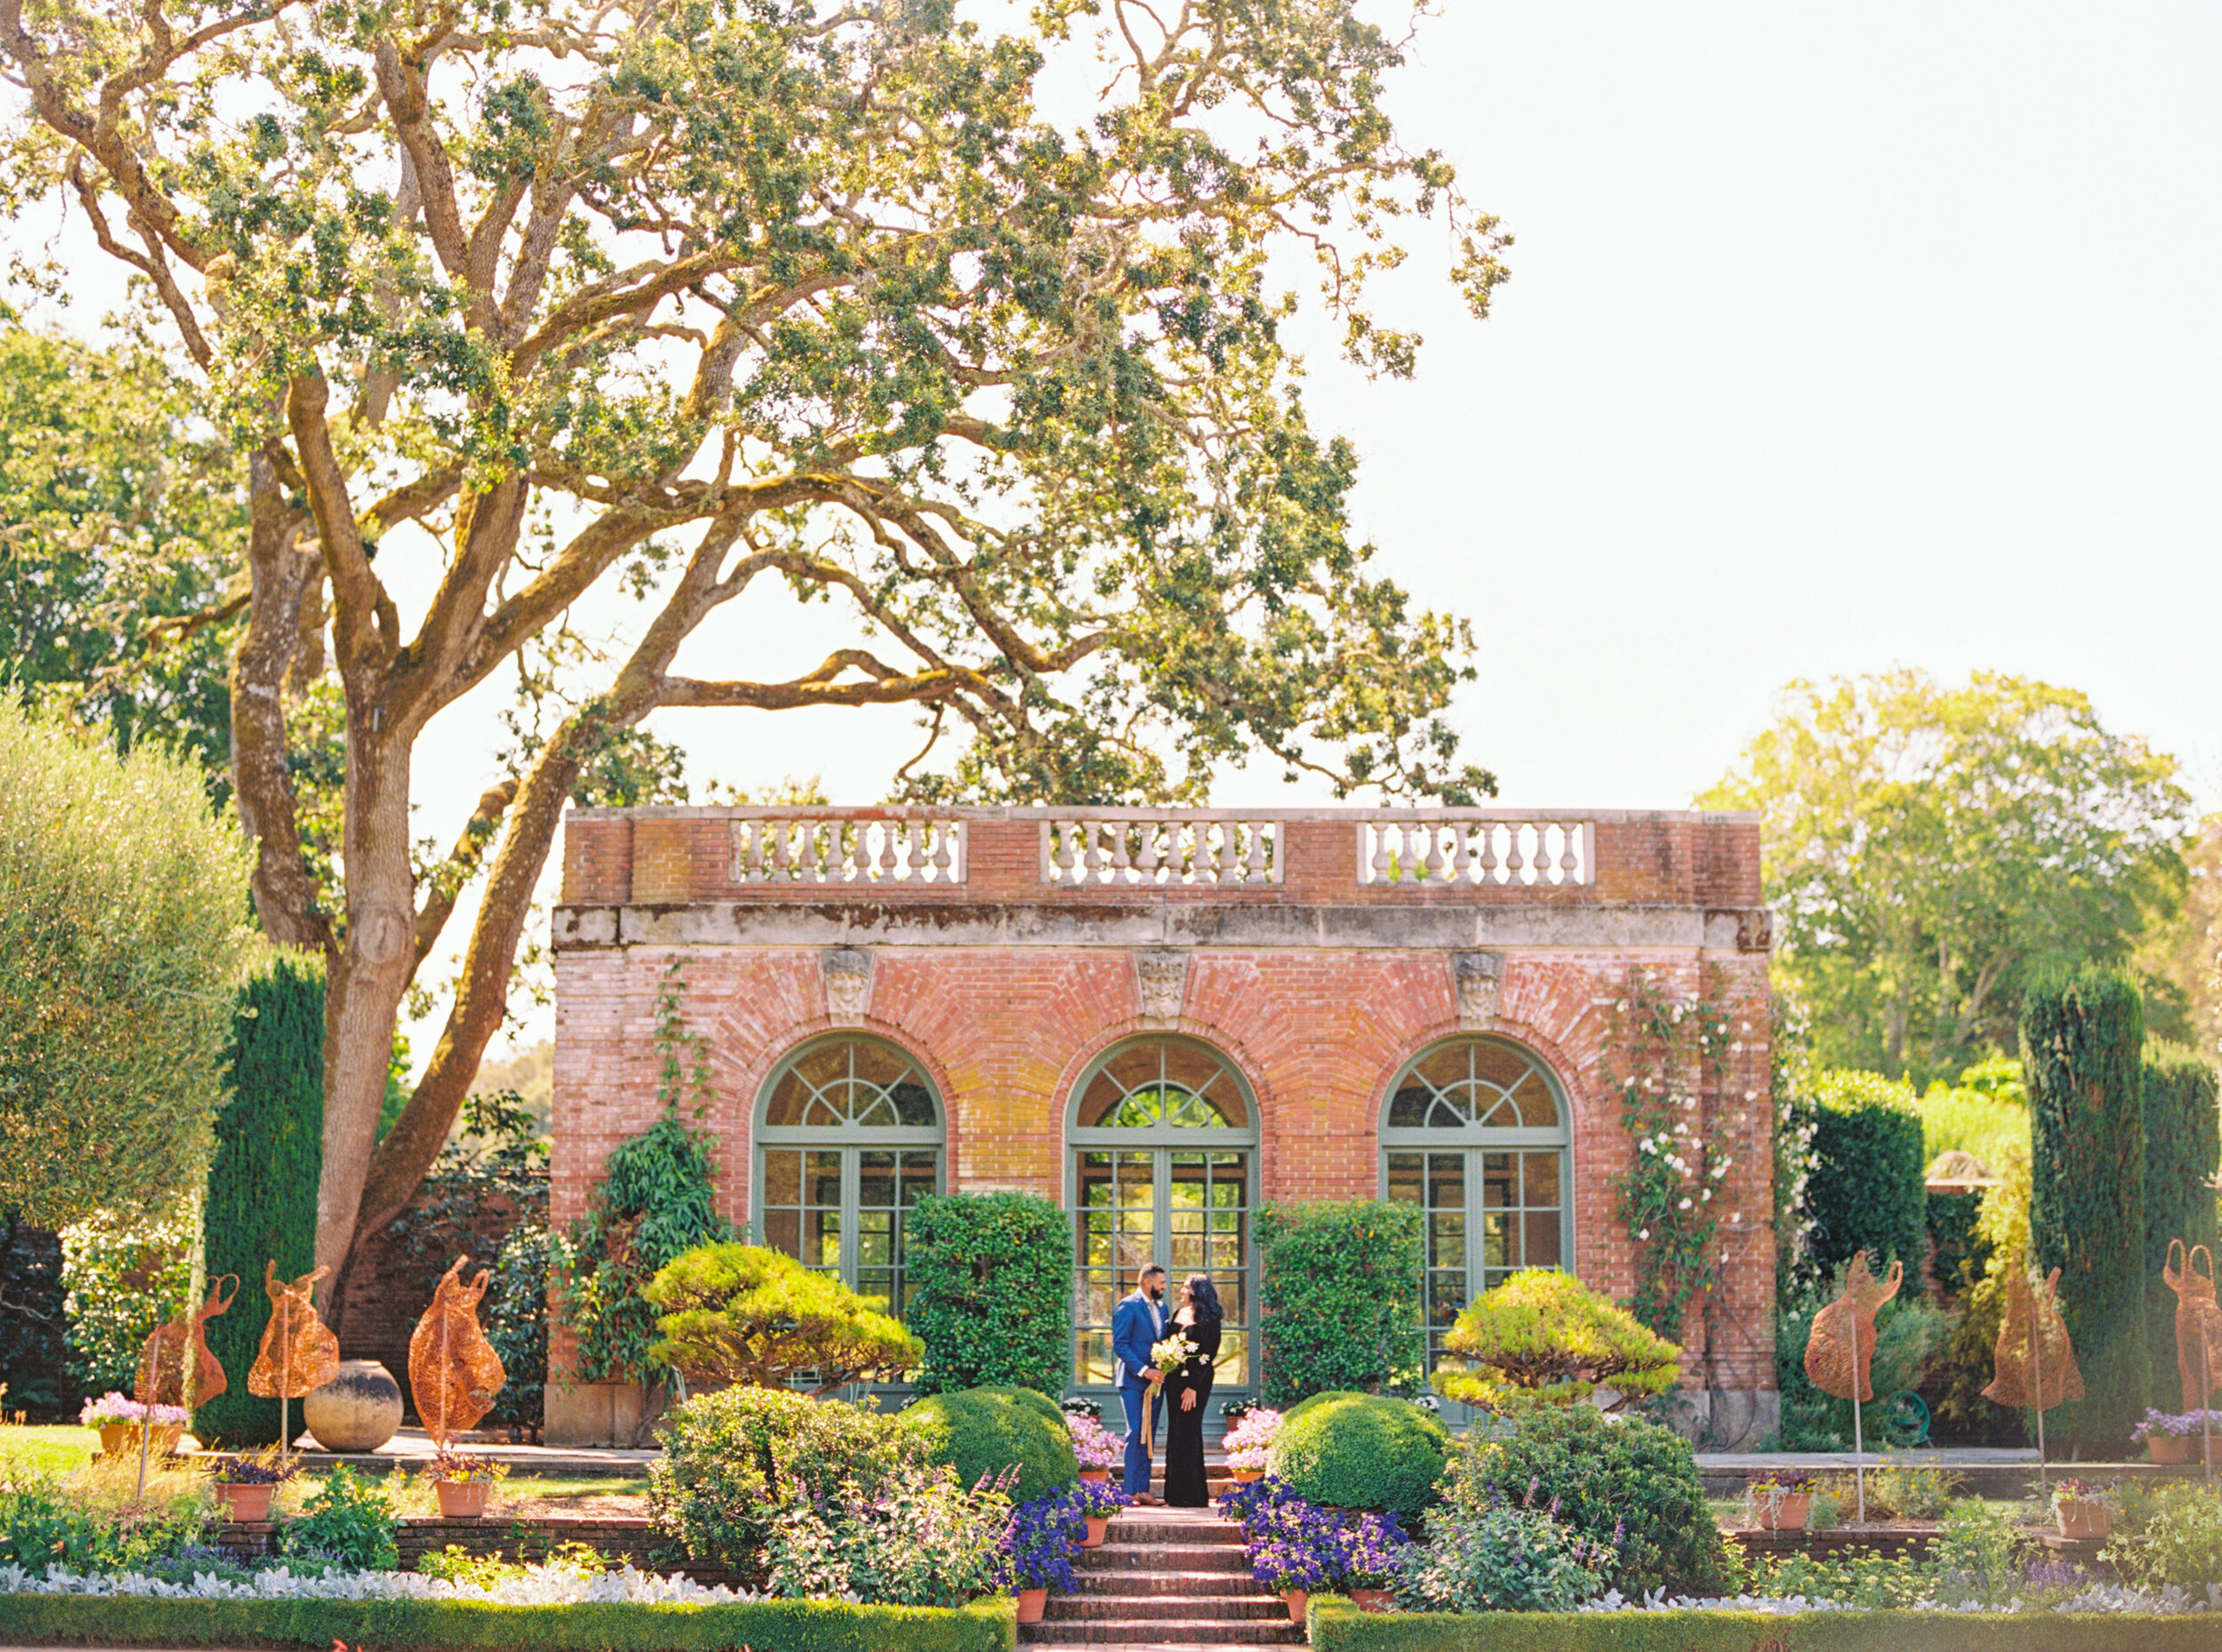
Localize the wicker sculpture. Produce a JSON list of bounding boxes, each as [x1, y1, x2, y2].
[[247, 1261, 340, 1431], [2163, 1241, 2222, 1413], [1983, 1264, 2082, 1490], [1804, 1250, 1902, 1404], [135, 1274, 238, 1410], [409, 1257, 506, 1448]]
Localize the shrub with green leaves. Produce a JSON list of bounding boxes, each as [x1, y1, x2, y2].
[[1806, 1071, 1927, 1276], [2105, 1483, 2222, 1593], [763, 1462, 1012, 1606], [276, 1465, 399, 1572], [1392, 1501, 1611, 1613], [650, 1387, 923, 1580], [483, 1217, 549, 1429], [906, 1192, 1073, 1397], [60, 1202, 196, 1396], [1448, 1401, 1730, 1600], [903, 1385, 1076, 1505], [1266, 1391, 1447, 1518], [1255, 1201, 1424, 1405], [2025, 964, 2149, 1451], [1436, 1270, 1682, 1407], [197, 954, 324, 1447], [2145, 1041, 2220, 1409]]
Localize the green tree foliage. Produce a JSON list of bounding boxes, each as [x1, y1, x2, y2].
[[1932, 1140, 2033, 1445], [0, 312, 242, 786], [1435, 1269, 1682, 1407], [905, 1192, 1072, 1398], [2025, 964, 2149, 1450], [0, 0, 1511, 1295], [1254, 1200, 1426, 1406], [197, 954, 324, 1447], [645, 1243, 920, 1395], [2145, 1041, 2221, 1409], [1805, 1072, 1929, 1278], [903, 1385, 1076, 1505], [1700, 672, 2191, 1085], [1266, 1391, 1448, 1518], [0, 701, 259, 1230]]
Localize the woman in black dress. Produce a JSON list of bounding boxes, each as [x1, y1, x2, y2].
[[1162, 1273, 1224, 1507]]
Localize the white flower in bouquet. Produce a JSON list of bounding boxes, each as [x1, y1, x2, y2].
[[1150, 1332, 1198, 1375]]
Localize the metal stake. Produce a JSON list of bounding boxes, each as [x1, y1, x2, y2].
[[2203, 1333, 2213, 1488], [1849, 1308, 1866, 1524], [2032, 1286, 2047, 1497]]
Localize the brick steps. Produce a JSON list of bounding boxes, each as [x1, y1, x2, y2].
[[1047, 1595, 1290, 1622], [1073, 1571, 1276, 1597], [1026, 1510, 1300, 1650]]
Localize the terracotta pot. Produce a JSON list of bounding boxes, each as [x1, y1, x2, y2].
[[214, 1481, 276, 1522], [1078, 1468, 1110, 1483], [1281, 1589, 1307, 1624], [302, 1361, 404, 1454], [2147, 1433, 2190, 1464], [2056, 1501, 2114, 1542], [1015, 1587, 1048, 1624], [98, 1423, 184, 1459], [1755, 1492, 1812, 1532], [1350, 1588, 1395, 1614], [436, 1479, 492, 1519], [1083, 1514, 1110, 1548], [1230, 1469, 1263, 1485]]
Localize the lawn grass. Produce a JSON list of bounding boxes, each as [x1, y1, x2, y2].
[[0, 1423, 98, 1478]]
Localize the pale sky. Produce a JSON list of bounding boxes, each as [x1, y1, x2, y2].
[[28, 5, 2219, 1059]]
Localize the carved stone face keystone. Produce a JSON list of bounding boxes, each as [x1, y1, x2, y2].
[[1133, 951, 1190, 1023], [1737, 910, 1776, 954], [822, 948, 874, 1021], [1453, 951, 1504, 1026]]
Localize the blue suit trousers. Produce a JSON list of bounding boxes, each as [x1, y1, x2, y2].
[[1118, 1379, 1160, 1496]]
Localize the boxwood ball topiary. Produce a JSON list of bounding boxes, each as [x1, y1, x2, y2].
[[1266, 1391, 1448, 1517], [904, 1385, 1077, 1504]]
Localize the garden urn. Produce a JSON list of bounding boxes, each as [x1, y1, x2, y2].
[[301, 1360, 404, 1453], [1015, 1587, 1048, 1624], [436, 1478, 493, 1519], [214, 1481, 276, 1522]]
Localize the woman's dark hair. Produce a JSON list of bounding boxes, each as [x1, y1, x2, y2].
[[1183, 1273, 1224, 1325]]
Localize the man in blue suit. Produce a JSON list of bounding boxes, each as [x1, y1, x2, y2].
[[1111, 1263, 1168, 1503]]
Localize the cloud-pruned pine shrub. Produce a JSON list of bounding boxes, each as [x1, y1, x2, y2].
[[2025, 964, 2149, 1452], [906, 1192, 1073, 1398], [1255, 1201, 1424, 1406]]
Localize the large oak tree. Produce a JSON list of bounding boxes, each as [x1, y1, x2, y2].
[[0, 0, 1507, 1315]]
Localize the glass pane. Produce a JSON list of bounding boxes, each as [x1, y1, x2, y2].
[[1386, 1153, 1422, 1204], [1427, 1154, 1465, 1209], [1481, 1153, 1513, 1208], [805, 1208, 841, 1272], [763, 1150, 801, 1207], [1387, 1085, 1431, 1128], [1523, 1152, 1561, 1209], [1524, 1211, 1562, 1268], [806, 1152, 842, 1204], [768, 1038, 939, 1129], [765, 1209, 800, 1257], [1077, 1329, 1115, 1386], [1482, 1212, 1507, 1271], [763, 1074, 811, 1128], [899, 1153, 937, 1205]]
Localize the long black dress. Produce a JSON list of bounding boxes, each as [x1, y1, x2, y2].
[[1162, 1313, 1222, 1507]]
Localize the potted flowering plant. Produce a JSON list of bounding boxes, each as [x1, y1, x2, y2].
[[80, 1393, 189, 1460], [1220, 1407, 1282, 1487], [1069, 1415, 1123, 1483], [424, 1448, 507, 1518], [2132, 1409, 2222, 1464], [2052, 1477, 2122, 1542], [1336, 1512, 1409, 1613], [1250, 1533, 1327, 1624], [1006, 1491, 1085, 1623], [209, 1448, 295, 1521], [1073, 1476, 1131, 1547], [1748, 1468, 1817, 1532]]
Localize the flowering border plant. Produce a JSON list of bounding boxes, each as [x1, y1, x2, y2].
[[1072, 1478, 1131, 1520], [424, 1449, 508, 1485], [1220, 1407, 1283, 1472], [2053, 1478, 2123, 1513], [1004, 1488, 1087, 1592], [79, 1393, 189, 1429], [212, 1448, 298, 1487], [2133, 1409, 2222, 1441], [1067, 1416, 1124, 1471]]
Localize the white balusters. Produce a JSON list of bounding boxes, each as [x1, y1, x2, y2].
[[1355, 818, 1593, 887], [730, 815, 967, 884], [1040, 815, 1283, 886]]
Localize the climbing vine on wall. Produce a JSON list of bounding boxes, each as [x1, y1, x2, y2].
[[554, 959, 731, 1388], [1604, 967, 1764, 1343]]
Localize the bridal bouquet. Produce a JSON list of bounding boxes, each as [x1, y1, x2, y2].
[[1150, 1332, 1199, 1376]]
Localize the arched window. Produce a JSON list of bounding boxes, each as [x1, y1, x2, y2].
[[1067, 1037, 1256, 1394], [754, 1036, 943, 1319], [1379, 1037, 1571, 1368]]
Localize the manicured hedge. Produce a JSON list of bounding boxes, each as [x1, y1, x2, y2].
[[2146, 1040, 2221, 1409], [907, 1192, 1074, 1397], [1306, 1597, 2222, 1652], [905, 1384, 1077, 1504], [1805, 1071, 1926, 1276], [1255, 1200, 1425, 1404], [0, 1592, 1017, 1651]]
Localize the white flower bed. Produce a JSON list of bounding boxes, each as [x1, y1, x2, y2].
[[0, 1560, 756, 1607], [1581, 1582, 2222, 1616]]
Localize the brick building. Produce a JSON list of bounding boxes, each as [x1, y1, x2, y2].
[[548, 806, 1778, 1445]]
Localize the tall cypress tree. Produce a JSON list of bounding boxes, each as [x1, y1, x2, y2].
[[2146, 1041, 2222, 1410], [2023, 965, 2148, 1451], [196, 954, 324, 1446]]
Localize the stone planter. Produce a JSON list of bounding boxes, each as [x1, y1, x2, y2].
[[213, 1481, 276, 1522], [1281, 1590, 1307, 1624], [98, 1423, 183, 1459], [302, 1361, 404, 1454], [435, 1479, 492, 1519], [1350, 1588, 1395, 1613], [1078, 1467, 1110, 1483], [1083, 1514, 1110, 1548], [2056, 1501, 2114, 1542], [1755, 1492, 1812, 1532], [1015, 1587, 1048, 1624]]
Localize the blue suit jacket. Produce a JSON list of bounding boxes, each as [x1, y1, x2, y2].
[[1111, 1292, 1162, 1390]]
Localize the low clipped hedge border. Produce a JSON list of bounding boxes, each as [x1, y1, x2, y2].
[[1307, 1596, 2222, 1652], [0, 1592, 1017, 1651]]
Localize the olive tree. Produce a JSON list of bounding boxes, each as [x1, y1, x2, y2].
[[0, 0, 1507, 1310], [0, 701, 260, 1227]]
